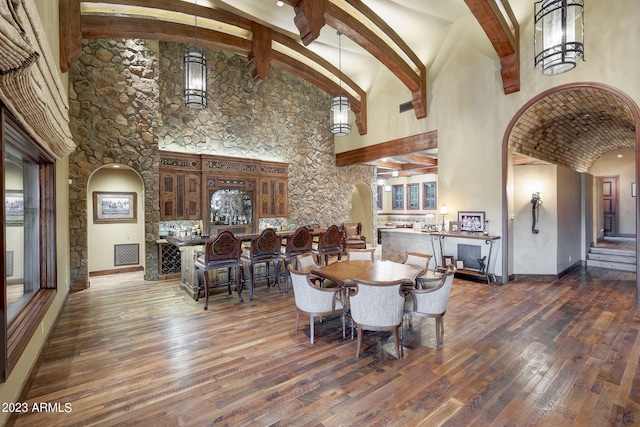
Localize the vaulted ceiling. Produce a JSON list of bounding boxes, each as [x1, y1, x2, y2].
[[59, 1, 636, 176]]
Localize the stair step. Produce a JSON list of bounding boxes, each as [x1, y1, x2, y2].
[[587, 253, 636, 264], [589, 247, 636, 257], [587, 259, 636, 272]]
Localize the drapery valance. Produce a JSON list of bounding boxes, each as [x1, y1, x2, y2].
[[0, 0, 75, 158]]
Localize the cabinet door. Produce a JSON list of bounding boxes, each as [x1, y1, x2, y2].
[[275, 178, 287, 217], [160, 173, 176, 220], [184, 174, 201, 219], [260, 179, 275, 216]]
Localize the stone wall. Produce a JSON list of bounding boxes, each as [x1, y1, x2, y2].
[[68, 39, 374, 289], [68, 39, 160, 289]]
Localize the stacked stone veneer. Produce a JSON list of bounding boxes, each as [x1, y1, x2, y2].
[[68, 39, 373, 289]]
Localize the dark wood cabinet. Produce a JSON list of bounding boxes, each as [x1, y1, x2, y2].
[[160, 172, 201, 220], [259, 177, 287, 217]]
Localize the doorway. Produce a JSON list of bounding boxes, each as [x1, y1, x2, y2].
[[601, 176, 619, 237], [350, 183, 373, 246]]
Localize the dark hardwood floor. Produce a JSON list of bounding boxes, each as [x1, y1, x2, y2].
[[9, 265, 640, 426]]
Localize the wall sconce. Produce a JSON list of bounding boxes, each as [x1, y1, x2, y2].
[[439, 204, 448, 232], [531, 192, 543, 234]]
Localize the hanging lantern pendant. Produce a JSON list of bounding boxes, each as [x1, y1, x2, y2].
[[330, 31, 351, 136], [184, 47, 208, 110], [534, 0, 585, 76]]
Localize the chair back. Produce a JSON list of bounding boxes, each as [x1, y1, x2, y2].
[[296, 252, 319, 270], [285, 226, 313, 257], [346, 248, 375, 261], [249, 228, 281, 258], [318, 224, 342, 251], [342, 222, 362, 238], [413, 265, 456, 315], [203, 231, 242, 263], [404, 251, 432, 270], [349, 279, 405, 328], [288, 265, 340, 313]]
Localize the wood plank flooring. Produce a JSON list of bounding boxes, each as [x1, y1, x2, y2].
[[9, 266, 640, 426]]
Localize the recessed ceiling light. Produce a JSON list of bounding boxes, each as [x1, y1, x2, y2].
[[617, 153, 623, 158], [113, 164, 120, 168], [276, 1, 284, 6]]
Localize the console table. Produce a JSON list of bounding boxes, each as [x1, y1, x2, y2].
[[430, 232, 500, 284]]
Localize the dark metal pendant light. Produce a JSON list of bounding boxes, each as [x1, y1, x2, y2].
[[330, 31, 351, 136], [184, 0, 208, 109]]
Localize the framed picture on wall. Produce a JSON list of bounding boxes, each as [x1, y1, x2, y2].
[[93, 191, 137, 223], [458, 211, 485, 232], [5, 190, 24, 225]]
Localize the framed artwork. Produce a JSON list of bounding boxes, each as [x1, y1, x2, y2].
[[443, 255, 454, 267], [458, 211, 485, 232], [449, 221, 460, 233], [93, 191, 137, 223], [407, 183, 419, 210], [376, 185, 383, 210], [423, 182, 437, 209], [5, 190, 24, 225], [456, 260, 465, 269], [392, 184, 404, 210]]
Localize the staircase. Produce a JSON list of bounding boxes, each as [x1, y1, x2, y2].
[[587, 246, 636, 272]]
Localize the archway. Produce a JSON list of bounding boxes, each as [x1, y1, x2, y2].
[[351, 183, 374, 246], [502, 82, 640, 307], [87, 164, 146, 281]]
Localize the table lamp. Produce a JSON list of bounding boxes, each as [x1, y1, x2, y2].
[[439, 204, 448, 232]]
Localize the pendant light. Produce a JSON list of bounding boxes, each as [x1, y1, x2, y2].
[[184, 0, 208, 109], [534, 0, 584, 76], [330, 31, 351, 136]]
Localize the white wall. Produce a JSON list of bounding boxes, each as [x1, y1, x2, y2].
[[88, 167, 145, 273]]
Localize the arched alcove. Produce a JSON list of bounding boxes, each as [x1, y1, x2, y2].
[[351, 182, 374, 246], [87, 164, 146, 279], [502, 82, 640, 306]]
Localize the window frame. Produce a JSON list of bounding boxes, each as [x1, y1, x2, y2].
[[407, 183, 419, 210], [392, 184, 404, 210], [423, 181, 437, 209], [376, 185, 383, 210], [1, 107, 57, 382]]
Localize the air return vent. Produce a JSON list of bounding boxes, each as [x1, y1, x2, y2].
[[399, 101, 414, 113]]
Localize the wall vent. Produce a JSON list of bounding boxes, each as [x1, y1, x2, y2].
[[399, 101, 414, 113]]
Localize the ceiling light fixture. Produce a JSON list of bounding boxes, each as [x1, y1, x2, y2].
[[330, 31, 351, 136], [184, 0, 208, 109], [276, 1, 284, 6], [534, 0, 584, 76]]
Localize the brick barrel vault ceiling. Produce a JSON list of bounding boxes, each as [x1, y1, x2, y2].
[[508, 87, 636, 173]]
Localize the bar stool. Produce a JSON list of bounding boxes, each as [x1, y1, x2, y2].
[[242, 228, 284, 300], [282, 226, 314, 292], [315, 224, 343, 266], [195, 231, 244, 310]]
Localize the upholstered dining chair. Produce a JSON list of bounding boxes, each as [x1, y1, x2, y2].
[[346, 248, 376, 261], [316, 224, 343, 266], [403, 251, 438, 288], [282, 226, 314, 292], [295, 251, 326, 287], [341, 222, 366, 251], [288, 265, 346, 344], [349, 278, 406, 359], [404, 264, 456, 348], [194, 231, 244, 310], [242, 227, 284, 300]]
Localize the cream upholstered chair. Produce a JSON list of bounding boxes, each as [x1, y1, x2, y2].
[[404, 264, 456, 348], [349, 278, 406, 359], [288, 265, 345, 344], [295, 251, 327, 287], [346, 248, 376, 261], [403, 251, 438, 288]]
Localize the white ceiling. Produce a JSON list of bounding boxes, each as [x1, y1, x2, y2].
[[210, 0, 534, 93]]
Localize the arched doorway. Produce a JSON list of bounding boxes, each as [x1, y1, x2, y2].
[[502, 82, 640, 307], [87, 164, 146, 280], [351, 183, 374, 246]]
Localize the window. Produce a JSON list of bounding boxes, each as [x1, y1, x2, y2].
[[423, 182, 437, 209], [376, 185, 382, 210], [392, 185, 404, 210], [2, 108, 57, 382], [407, 183, 419, 210]]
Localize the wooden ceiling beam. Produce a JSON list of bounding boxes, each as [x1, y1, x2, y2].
[[286, 0, 427, 119], [60, 0, 82, 73], [248, 22, 272, 81], [336, 130, 437, 167], [464, 0, 520, 94]]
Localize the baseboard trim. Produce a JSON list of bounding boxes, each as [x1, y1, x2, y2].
[[90, 266, 144, 277]]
